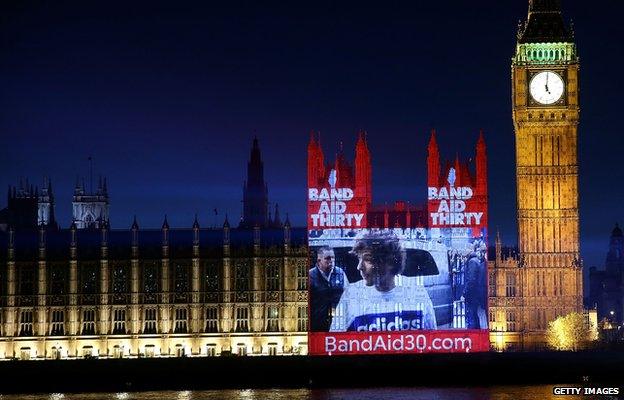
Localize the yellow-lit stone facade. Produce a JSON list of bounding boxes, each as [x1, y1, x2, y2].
[[489, 2, 583, 350], [0, 224, 309, 360]]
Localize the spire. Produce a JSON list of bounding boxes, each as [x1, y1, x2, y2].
[[495, 228, 503, 263], [428, 129, 439, 150], [519, 0, 572, 43], [427, 130, 440, 187], [131, 215, 139, 230], [477, 129, 485, 147], [284, 213, 291, 227], [223, 214, 230, 228], [273, 203, 282, 227], [162, 215, 169, 229], [193, 214, 200, 229], [241, 136, 268, 228], [612, 223, 623, 238]]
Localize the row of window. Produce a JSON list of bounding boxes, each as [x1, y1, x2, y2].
[[489, 310, 517, 332], [8, 263, 309, 298], [17, 341, 305, 360], [13, 306, 308, 336]]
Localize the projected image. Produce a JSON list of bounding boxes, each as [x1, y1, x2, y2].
[[306, 135, 489, 354], [309, 228, 487, 334]]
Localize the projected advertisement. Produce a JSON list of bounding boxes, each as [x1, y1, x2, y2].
[[307, 133, 489, 355]]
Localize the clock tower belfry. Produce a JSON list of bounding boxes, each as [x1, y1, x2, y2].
[[511, 0, 583, 339]]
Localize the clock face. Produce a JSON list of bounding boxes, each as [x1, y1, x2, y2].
[[529, 71, 564, 105]]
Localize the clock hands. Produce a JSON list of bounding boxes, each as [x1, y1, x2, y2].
[[545, 72, 550, 94]]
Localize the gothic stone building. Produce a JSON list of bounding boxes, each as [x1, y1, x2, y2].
[[0, 219, 309, 360], [488, 0, 584, 350]]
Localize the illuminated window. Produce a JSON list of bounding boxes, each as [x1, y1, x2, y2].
[[20, 347, 31, 360], [268, 343, 278, 356], [297, 263, 307, 291], [505, 273, 516, 297], [82, 346, 94, 358], [81, 309, 96, 335], [174, 308, 188, 333], [235, 307, 249, 332], [266, 305, 280, 332], [50, 346, 61, 360], [113, 345, 123, 359], [205, 306, 219, 333], [488, 279, 496, 297], [175, 344, 185, 357], [144, 345, 155, 358], [506, 311, 517, 332], [19, 310, 33, 336], [113, 308, 126, 334], [297, 306, 308, 332], [265, 262, 281, 291], [489, 310, 496, 323], [143, 308, 158, 334], [206, 344, 216, 357], [50, 309, 65, 336], [236, 343, 247, 356]]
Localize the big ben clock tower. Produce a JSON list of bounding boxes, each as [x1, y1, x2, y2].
[[511, 0, 583, 344]]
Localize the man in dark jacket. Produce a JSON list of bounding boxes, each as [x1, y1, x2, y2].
[[464, 242, 486, 329], [309, 246, 346, 331]]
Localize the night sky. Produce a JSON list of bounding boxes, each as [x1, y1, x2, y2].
[[1, 1, 622, 270]]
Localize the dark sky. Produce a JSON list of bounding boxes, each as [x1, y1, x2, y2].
[[1, 1, 622, 269]]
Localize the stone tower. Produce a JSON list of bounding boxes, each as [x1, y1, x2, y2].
[[38, 177, 57, 229], [72, 176, 109, 229], [240, 137, 269, 228], [511, 0, 583, 340]]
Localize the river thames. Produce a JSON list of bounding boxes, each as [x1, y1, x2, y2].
[[1, 387, 619, 400]]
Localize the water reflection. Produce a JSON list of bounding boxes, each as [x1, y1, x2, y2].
[[0, 387, 609, 400]]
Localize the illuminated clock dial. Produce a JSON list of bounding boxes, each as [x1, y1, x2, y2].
[[529, 71, 564, 105]]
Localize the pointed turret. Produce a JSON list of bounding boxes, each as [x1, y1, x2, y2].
[[495, 229, 502, 265], [192, 214, 200, 229], [240, 136, 269, 228], [162, 215, 169, 230], [307, 130, 325, 189], [355, 130, 372, 205], [283, 212, 291, 248], [273, 203, 282, 227], [131, 215, 139, 230], [284, 213, 291, 228], [427, 129, 440, 188], [192, 214, 200, 253], [518, 0, 572, 44]]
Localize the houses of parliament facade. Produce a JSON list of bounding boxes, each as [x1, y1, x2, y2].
[[0, 139, 310, 360], [0, 0, 586, 359]]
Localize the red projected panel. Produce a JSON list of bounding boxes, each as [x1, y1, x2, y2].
[[307, 132, 489, 355]]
